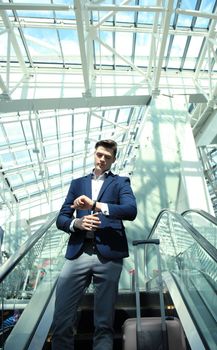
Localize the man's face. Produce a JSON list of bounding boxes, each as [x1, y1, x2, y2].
[[94, 146, 116, 174]]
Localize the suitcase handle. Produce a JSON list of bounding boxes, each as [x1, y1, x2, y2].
[[133, 239, 160, 246], [133, 239, 168, 350]]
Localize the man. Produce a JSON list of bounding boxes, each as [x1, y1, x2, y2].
[[51, 139, 137, 350]]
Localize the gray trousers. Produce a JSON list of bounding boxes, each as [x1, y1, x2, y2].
[[51, 242, 123, 350]]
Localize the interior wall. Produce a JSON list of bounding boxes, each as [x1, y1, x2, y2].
[[128, 96, 186, 239], [119, 95, 213, 289]]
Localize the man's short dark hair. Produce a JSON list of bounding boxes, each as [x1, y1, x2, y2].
[[95, 139, 117, 157]]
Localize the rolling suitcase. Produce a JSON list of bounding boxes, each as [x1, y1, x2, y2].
[[122, 239, 186, 350]]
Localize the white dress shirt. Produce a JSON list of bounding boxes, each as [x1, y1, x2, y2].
[[69, 171, 109, 232]]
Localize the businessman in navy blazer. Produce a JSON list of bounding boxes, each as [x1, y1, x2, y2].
[[51, 139, 137, 350]]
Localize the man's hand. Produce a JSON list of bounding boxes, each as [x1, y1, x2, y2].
[[71, 195, 93, 210], [74, 213, 101, 231]]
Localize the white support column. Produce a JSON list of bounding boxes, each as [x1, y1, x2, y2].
[[177, 119, 214, 214], [147, 0, 162, 79], [74, 0, 92, 96], [152, 0, 173, 94]]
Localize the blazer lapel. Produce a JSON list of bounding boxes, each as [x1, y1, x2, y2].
[[84, 174, 92, 199], [97, 172, 115, 201]]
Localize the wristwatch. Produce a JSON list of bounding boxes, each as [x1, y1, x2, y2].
[[91, 200, 97, 211]]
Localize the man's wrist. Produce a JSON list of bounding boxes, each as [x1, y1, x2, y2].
[[73, 218, 80, 229], [70, 218, 76, 232], [91, 200, 97, 211]]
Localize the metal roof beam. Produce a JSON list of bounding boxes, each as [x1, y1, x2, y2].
[[0, 3, 71, 11], [87, 4, 165, 13], [0, 19, 211, 38], [176, 8, 217, 20], [0, 95, 151, 113]]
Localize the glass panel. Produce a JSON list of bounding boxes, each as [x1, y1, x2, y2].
[[58, 114, 73, 135], [195, 0, 215, 28], [167, 35, 188, 69], [94, 31, 114, 65], [134, 33, 151, 67], [0, 151, 14, 167], [0, 213, 66, 346], [59, 142, 73, 156], [22, 27, 62, 63], [137, 6, 156, 25], [182, 211, 217, 248], [47, 163, 60, 176], [14, 150, 31, 165], [44, 144, 58, 158], [6, 174, 22, 188], [21, 170, 37, 184], [178, 0, 198, 27], [183, 36, 204, 70], [115, 32, 134, 65], [115, 8, 135, 23], [4, 122, 25, 143], [145, 211, 217, 350]]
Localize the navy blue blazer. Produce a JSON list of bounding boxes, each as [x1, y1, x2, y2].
[[56, 171, 137, 260]]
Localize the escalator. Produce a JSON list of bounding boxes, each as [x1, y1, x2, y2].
[[144, 209, 217, 350], [0, 209, 216, 349], [0, 211, 67, 350], [181, 208, 217, 248]]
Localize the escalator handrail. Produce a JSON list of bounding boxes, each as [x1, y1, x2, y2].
[[147, 208, 217, 262], [4, 276, 58, 350], [0, 211, 58, 283], [181, 208, 217, 225]]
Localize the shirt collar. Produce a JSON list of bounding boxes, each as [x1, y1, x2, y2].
[[91, 169, 110, 180]]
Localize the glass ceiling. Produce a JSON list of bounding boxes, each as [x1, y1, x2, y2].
[[0, 0, 217, 220]]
